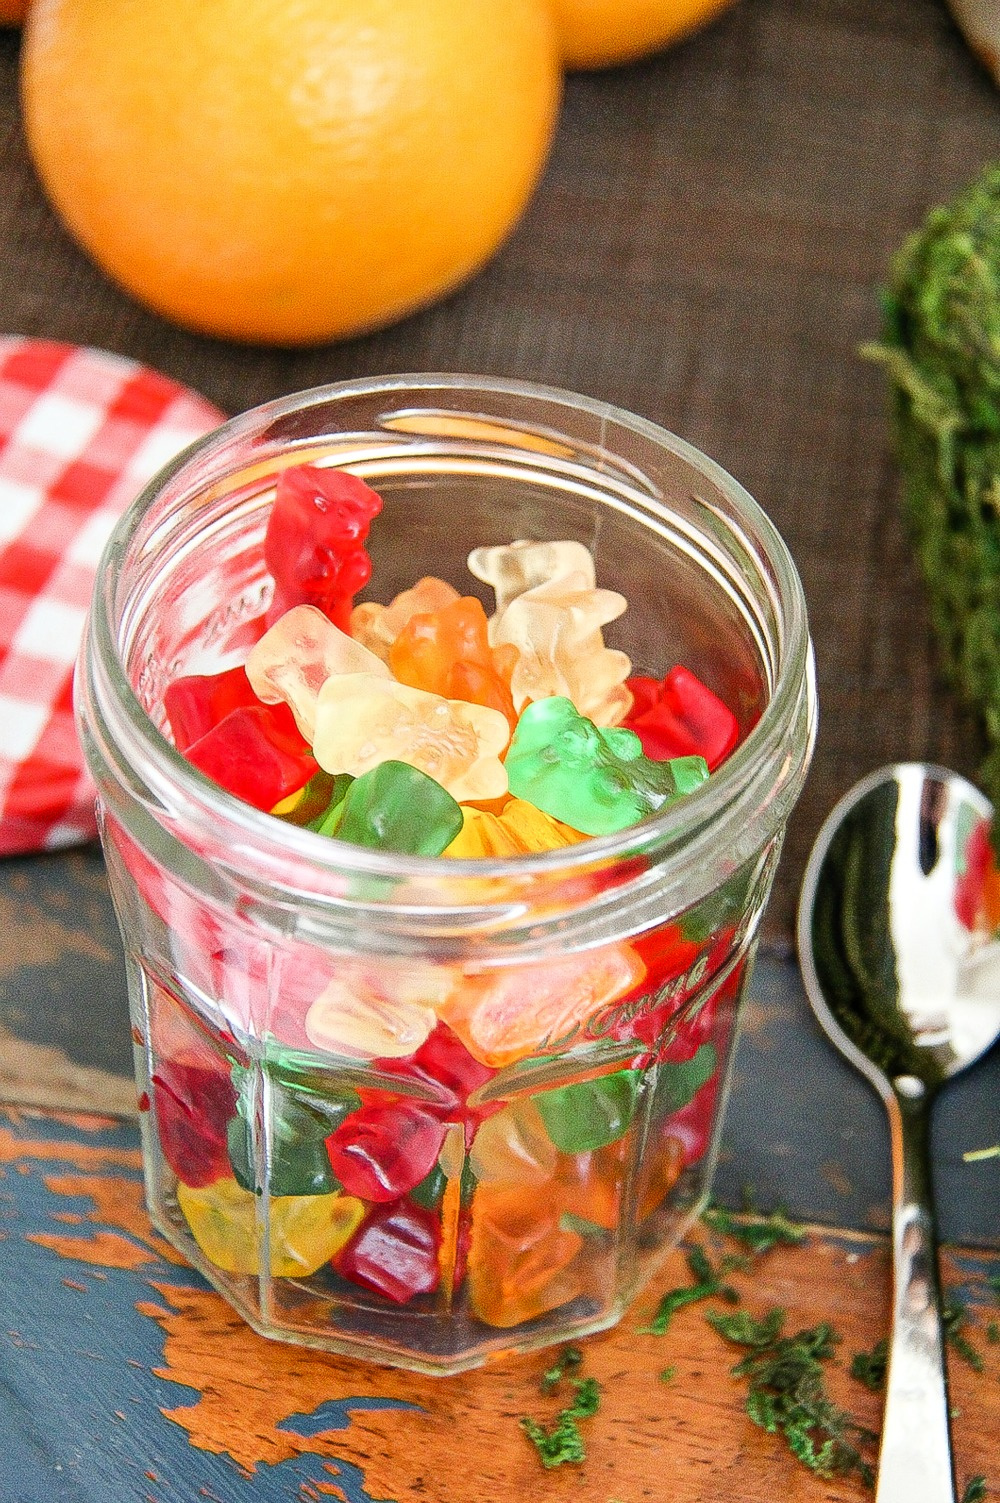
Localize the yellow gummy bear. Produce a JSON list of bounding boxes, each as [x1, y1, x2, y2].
[[177, 1176, 364, 1276], [443, 798, 587, 859], [350, 576, 460, 662], [312, 672, 510, 802]]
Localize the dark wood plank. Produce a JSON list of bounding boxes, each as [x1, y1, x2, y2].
[[2, 1106, 997, 1503]]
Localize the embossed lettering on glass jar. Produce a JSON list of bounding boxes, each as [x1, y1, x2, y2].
[[77, 375, 816, 1375]]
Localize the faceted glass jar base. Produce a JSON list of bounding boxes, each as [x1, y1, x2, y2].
[[132, 924, 751, 1375]]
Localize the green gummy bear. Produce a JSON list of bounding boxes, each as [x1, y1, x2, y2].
[[228, 1065, 357, 1197], [505, 696, 709, 836], [534, 1066, 644, 1153], [316, 759, 464, 854], [272, 769, 353, 829]]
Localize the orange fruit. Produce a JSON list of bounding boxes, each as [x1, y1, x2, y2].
[[21, 0, 561, 345], [549, 0, 737, 70]]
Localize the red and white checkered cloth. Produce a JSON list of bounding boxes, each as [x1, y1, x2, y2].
[[0, 337, 225, 856]]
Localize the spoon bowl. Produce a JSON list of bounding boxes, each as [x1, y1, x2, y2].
[[797, 762, 1000, 1503]]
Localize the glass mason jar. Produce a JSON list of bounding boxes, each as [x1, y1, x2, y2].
[[76, 375, 816, 1375]]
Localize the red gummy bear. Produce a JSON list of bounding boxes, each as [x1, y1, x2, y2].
[[624, 666, 739, 771], [151, 1053, 236, 1188], [163, 665, 260, 754], [333, 1200, 441, 1303], [264, 464, 383, 633], [325, 1100, 447, 1203], [184, 701, 317, 810], [377, 1023, 500, 1144]]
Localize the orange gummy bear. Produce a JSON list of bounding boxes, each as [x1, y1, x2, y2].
[[389, 595, 518, 729]]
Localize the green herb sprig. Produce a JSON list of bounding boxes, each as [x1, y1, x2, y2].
[[701, 1198, 806, 1255], [520, 1346, 601, 1469], [638, 1243, 742, 1335], [708, 1307, 878, 1487], [850, 1337, 889, 1392], [863, 163, 1000, 828], [943, 1294, 985, 1373], [961, 1477, 987, 1503]]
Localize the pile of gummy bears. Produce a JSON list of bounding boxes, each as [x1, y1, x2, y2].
[[140, 462, 746, 1339], [165, 462, 739, 850]]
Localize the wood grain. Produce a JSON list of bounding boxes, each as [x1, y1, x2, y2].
[[2, 1107, 997, 1502]]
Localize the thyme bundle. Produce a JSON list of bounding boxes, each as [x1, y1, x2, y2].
[[864, 163, 1000, 823]]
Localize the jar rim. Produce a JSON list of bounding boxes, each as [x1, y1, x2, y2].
[[80, 372, 815, 909]]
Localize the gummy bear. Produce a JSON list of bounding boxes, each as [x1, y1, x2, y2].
[[350, 575, 460, 662], [377, 1022, 498, 1141], [177, 1175, 364, 1276], [624, 666, 739, 771], [151, 1051, 236, 1188], [325, 1099, 447, 1202], [163, 664, 260, 753], [443, 797, 587, 859], [227, 1066, 358, 1198], [312, 673, 510, 803], [505, 696, 709, 837], [534, 1066, 644, 1154], [246, 604, 389, 742], [442, 942, 646, 1067], [322, 760, 464, 856], [264, 463, 382, 632], [185, 701, 317, 810], [554, 1139, 630, 1232], [468, 1098, 557, 1186], [272, 769, 351, 826], [490, 569, 633, 726], [466, 1183, 583, 1328], [333, 1199, 441, 1303], [388, 595, 517, 728], [467, 538, 596, 618], [303, 956, 465, 1061]]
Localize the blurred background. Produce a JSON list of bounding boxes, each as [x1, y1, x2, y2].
[[1, 0, 998, 941]]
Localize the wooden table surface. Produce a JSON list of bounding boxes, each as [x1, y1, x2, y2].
[[2, 0, 1000, 1498]]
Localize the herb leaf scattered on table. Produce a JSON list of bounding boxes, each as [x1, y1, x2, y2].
[[708, 1308, 878, 1487], [521, 1347, 601, 1469], [850, 1336, 889, 1392], [638, 1243, 741, 1335], [943, 1293, 985, 1372]]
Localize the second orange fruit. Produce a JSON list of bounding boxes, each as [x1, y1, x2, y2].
[[21, 0, 562, 345], [551, 0, 738, 70]]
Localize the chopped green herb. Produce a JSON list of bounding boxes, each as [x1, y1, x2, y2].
[[989, 1274, 1000, 1302], [708, 1307, 877, 1487], [963, 1146, 1000, 1162], [850, 1337, 889, 1392], [986, 1321, 999, 1344], [540, 1344, 582, 1395], [639, 1244, 740, 1335], [702, 1199, 807, 1254], [943, 1295, 985, 1372], [520, 1375, 602, 1469], [659, 1365, 677, 1382], [961, 1477, 987, 1503]]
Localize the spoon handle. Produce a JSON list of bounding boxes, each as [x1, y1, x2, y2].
[[876, 1080, 955, 1503]]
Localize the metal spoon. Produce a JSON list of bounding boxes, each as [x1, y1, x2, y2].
[[797, 762, 1000, 1503]]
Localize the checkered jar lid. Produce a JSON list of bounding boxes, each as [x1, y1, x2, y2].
[[0, 337, 225, 856]]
